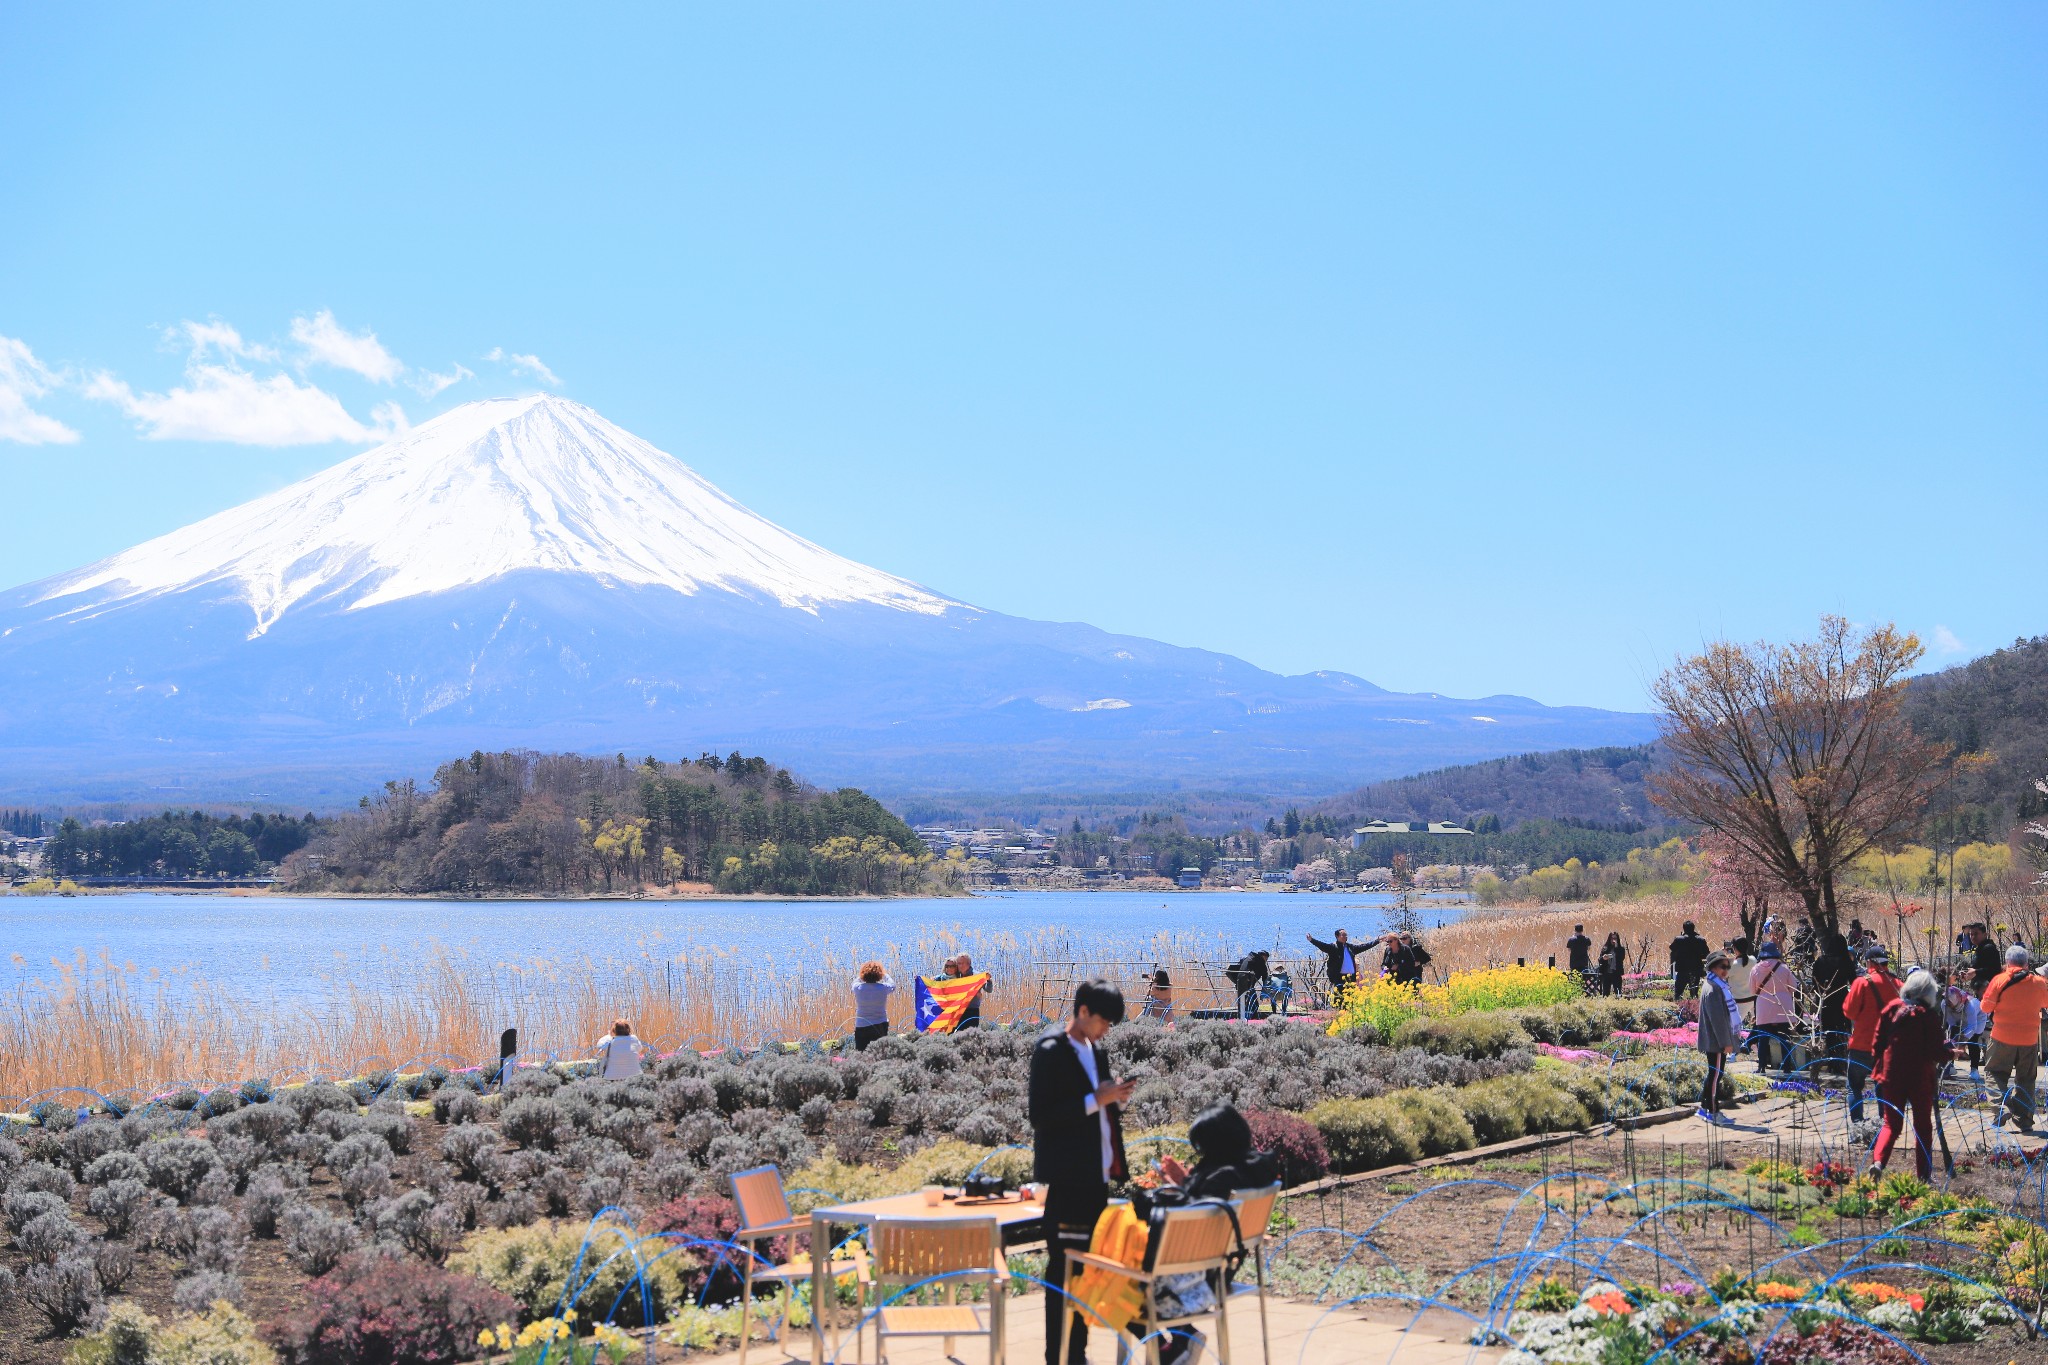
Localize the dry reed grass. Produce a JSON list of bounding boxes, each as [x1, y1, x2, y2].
[[0, 925, 1252, 1102]]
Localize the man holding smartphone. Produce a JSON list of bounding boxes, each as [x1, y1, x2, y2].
[[1029, 978, 1134, 1365]]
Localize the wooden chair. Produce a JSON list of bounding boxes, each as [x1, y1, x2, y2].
[[1063, 1203, 1237, 1365], [729, 1165, 870, 1365], [864, 1217, 1007, 1365], [1226, 1185, 1281, 1365]]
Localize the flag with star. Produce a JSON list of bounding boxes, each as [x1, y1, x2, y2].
[[914, 972, 990, 1034]]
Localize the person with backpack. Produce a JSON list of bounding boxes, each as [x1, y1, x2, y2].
[[1669, 922, 1710, 999], [1866, 970, 1950, 1181], [1981, 945, 2048, 1132], [1747, 942, 1798, 1074], [1843, 943, 1902, 1130]]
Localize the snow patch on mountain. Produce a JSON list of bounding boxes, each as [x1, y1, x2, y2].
[[32, 395, 957, 634]]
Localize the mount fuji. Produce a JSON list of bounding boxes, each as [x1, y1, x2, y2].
[[0, 396, 1656, 804]]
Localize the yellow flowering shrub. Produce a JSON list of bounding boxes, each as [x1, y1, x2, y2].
[[1326, 965, 1580, 1039]]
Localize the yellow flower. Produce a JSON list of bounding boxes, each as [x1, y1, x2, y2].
[[478, 1330, 495, 1346]]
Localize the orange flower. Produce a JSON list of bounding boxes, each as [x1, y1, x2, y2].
[[1755, 1282, 1804, 1302], [1585, 1292, 1633, 1317]]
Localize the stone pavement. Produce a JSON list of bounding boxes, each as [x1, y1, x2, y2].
[[678, 1293, 1504, 1365]]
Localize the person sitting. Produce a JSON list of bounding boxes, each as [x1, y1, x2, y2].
[[1140, 968, 1174, 1025], [1305, 929, 1378, 992], [1262, 964, 1294, 1015], [1596, 932, 1627, 997], [592, 1018, 646, 1080], [1866, 970, 1951, 1181], [1145, 1102, 1280, 1365], [852, 961, 895, 1050]]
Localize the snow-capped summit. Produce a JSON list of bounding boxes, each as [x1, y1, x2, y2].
[[34, 395, 957, 635]]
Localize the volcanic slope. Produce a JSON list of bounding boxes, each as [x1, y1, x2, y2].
[[0, 395, 1656, 802]]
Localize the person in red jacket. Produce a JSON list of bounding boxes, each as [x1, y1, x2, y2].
[[1843, 944, 1901, 1129], [1866, 970, 1951, 1180]]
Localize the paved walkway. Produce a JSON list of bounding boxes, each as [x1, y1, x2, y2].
[[680, 1294, 1503, 1365], [1642, 1080, 2048, 1161]]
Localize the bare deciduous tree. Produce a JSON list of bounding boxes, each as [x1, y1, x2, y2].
[[1650, 616, 1944, 936]]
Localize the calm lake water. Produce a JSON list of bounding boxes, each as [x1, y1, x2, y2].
[[1, 889, 1472, 1007]]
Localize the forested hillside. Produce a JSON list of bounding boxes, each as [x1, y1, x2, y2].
[[1903, 633, 2048, 842], [41, 810, 324, 878], [1306, 746, 1666, 832], [285, 749, 941, 896]]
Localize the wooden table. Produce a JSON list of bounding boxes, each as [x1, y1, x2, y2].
[[807, 1190, 1045, 1365]]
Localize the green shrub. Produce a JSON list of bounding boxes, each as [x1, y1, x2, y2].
[[1384, 1089, 1475, 1157], [1393, 1014, 1531, 1060], [450, 1220, 695, 1324], [1305, 1098, 1419, 1173], [1455, 1074, 1590, 1145]]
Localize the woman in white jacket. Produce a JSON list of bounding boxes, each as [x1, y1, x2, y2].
[[592, 1018, 647, 1080]]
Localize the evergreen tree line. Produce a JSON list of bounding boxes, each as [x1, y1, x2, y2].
[[1, 810, 45, 837], [288, 749, 936, 896], [41, 810, 324, 879]]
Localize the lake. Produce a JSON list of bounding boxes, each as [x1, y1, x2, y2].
[[1, 888, 1472, 1007]]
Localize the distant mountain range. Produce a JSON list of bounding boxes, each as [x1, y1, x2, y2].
[[0, 396, 1658, 806]]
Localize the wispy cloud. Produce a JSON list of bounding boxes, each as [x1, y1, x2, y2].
[[0, 336, 80, 444], [411, 362, 474, 398], [290, 310, 403, 383], [177, 319, 279, 364], [87, 363, 406, 445], [487, 346, 561, 386], [1932, 624, 1965, 656]]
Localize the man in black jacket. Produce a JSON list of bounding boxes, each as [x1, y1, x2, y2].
[[1669, 922, 1710, 999], [1567, 926, 1593, 982], [1305, 929, 1381, 992], [1030, 979, 1133, 1365]]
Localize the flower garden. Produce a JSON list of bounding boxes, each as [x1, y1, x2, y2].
[[0, 964, 2042, 1364]]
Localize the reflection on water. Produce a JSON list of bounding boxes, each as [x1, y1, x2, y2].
[[1, 888, 1470, 1006]]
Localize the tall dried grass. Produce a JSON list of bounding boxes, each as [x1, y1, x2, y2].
[[1, 924, 1257, 1101]]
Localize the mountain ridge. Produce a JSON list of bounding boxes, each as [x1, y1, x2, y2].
[[0, 397, 1659, 804]]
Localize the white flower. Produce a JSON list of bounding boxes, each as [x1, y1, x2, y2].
[[1864, 1299, 1916, 1331]]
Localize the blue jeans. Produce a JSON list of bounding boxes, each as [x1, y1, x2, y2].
[[1847, 1048, 1874, 1121]]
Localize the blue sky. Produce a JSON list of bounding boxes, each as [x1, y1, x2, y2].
[[2, 5, 2042, 713]]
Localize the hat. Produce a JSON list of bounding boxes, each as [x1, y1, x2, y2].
[[1862, 943, 1890, 962], [1757, 942, 1782, 960], [1705, 949, 1733, 969]]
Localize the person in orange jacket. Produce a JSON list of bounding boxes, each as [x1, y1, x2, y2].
[[1843, 943, 1901, 1128], [1981, 945, 2048, 1132]]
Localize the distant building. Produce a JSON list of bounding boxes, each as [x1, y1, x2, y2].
[[1350, 820, 1474, 849], [1177, 867, 1203, 888]]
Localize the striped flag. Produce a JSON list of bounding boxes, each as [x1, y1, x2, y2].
[[914, 972, 990, 1034]]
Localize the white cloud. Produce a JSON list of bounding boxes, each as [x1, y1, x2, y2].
[[87, 363, 406, 445], [487, 346, 561, 387], [176, 319, 279, 364], [290, 310, 403, 383], [0, 336, 80, 444], [410, 362, 473, 398], [1932, 624, 1965, 656]]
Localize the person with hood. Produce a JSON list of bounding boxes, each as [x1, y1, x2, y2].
[[1144, 1102, 1281, 1365], [1981, 944, 2048, 1132], [1844, 943, 1902, 1127], [1940, 982, 1987, 1079], [1596, 932, 1627, 997], [1810, 931, 1858, 1077], [1866, 969, 1950, 1180], [1694, 949, 1741, 1126], [1669, 922, 1710, 999], [1747, 941, 1799, 1073]]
